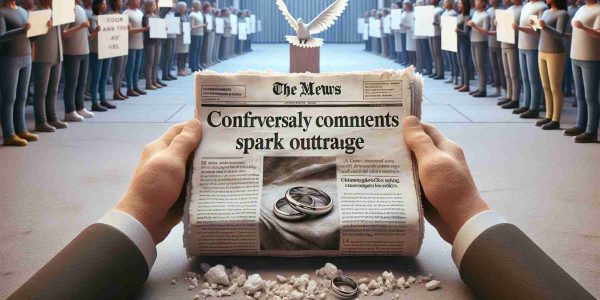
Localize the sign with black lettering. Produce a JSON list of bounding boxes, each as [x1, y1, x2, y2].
[[98, 15, 129, 59]]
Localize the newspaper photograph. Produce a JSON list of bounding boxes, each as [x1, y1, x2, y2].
[[183, 69, 424, 257]]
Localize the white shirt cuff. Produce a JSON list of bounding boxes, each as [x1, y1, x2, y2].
[[97, 210, 157, 271], [451, 210, 507, 269]]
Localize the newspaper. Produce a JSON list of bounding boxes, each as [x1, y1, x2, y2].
[[183, 69, 424, 257]]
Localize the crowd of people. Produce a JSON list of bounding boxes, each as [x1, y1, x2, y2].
[[363, 0, 599, 143], [0, 0, 255, 147]]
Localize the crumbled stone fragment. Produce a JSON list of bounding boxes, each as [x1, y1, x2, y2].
[[316, 262, 339, 280], [276, 275, 288, 283], [426, 280, 441, 291], [231, 266, 246, 279], [368, 279, 380, 289], [382, 271, 395, 282], [407, 276, 417, 284], [317, 292, 327, 300], [272, 296, 282, 300], [358, 277, 369, 284], [306, 280, 318, 294], [376, 276, 384, 286], [253, 291, 262, 298], [396, 277, 406, 289], [244, 274, 266, 294], [192, 295, 200, 300], [385, 279, 395, 291], [232, 274, 247, 286], [290, 290, 304, 300], [359, 283, 369, 294], [371, 288, 385, 296], [200, 288, 216, 297], [227, 284, 238, 294], [205, 265, 230, 286], [170, 279, 177, 285]]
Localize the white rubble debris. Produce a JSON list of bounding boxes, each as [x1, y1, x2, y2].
[[382, 271, 395, 282], [371, 288, 385, 296], [407, 276, 417, 284], [396, 276, 406, 289], [205, 265, 230, 286], [358, 277, 369, 284], [244, 274, 266, 294], [192, 294, 201, 300], [276, 275, 288, 283], [290, 290, 304, 300], [368, 279, 380, 289], [426, 280, 441, 291], [316, 262, 339, 280], [359, 283, 369, 295], [231, 266, 246, 279], [170, 279, 177, 285]]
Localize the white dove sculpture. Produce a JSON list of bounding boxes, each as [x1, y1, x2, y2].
[[276, 0, 349, 48]]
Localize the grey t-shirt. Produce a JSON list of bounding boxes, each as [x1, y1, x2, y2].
[[32, 22, 63, 63], [518, 1, 548, 50], [0, 6, 31, 57], [190, 11, 204, 36], [570, 3, 600, 61], [487, 7, 500, 48], [456, 14, 472, 41], [501, 4, 522, 49], [63, 5, 90, 56], [89, 14, 99, 53], [125, 8, 144, 50], [539, 9, 568, 53], [470, 10, 489, 42]]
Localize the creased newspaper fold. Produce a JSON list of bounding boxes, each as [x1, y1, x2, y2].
[[184, 69, 424, 257]]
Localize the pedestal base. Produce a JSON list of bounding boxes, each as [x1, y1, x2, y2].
[[290, 44, 320, 73]]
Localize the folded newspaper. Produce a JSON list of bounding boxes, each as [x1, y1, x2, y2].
[[184, 69, 424, 257]]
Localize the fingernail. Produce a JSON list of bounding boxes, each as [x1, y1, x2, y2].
[[404, 116, 421, 127]]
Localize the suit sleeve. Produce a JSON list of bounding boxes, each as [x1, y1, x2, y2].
[[8, 223, 150, 300], [459, 223, 594, 300]]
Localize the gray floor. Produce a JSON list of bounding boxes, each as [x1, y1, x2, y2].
[[0, 44, 598, 299]]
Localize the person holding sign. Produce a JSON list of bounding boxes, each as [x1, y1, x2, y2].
[[175, 2, 190, 77], [455, 0, 473, 93], [499, 0, 524, 109], [0, 0, 38, 146], [532, 0, 569, 130], [441, 0, 459, 85], [142, 0, 164, 91], [401, 2, 417, 66], [564, 0, 600, 143], [512, 0, 547, 118], [221, 8, 233, 61], [467, 0, 491, 97], [160, 2, 177, 81], [124, 0, 149, 97], [201, 2, 213, 68], [89, 0, 116, 111], [31, 0, 68, 132], [62, 0, 95, 122], [430, 0, 446, 80], [108, 0, 128, 101], [189, 1, 206, 72], [487, 0, 506, 98], [213, 10, 223, 64]]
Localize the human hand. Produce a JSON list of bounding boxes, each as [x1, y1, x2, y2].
[[403, 116, 489, 244], [467, 20, 474, 27], [511, 22, 518, 30], [574, 20, 583, 29], [145, 25, 151, 31], [80, 21, 90, 29], [23, 23, 31, 31], [47, 20, 53, 28], [115, 120, 202, 244], [538, 19, 545, 29], [95, 26, 101, 33]]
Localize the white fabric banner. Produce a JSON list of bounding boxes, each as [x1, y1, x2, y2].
[[206, 14, 213, 30], [441, 16, 457, 52], [369, 19, 382, 38], [183, 22, 191, 44], [414, 6, 435, 37], [158, 0, 173, 8], [250, 14, 257, 34], [357, 18, 365, 33], [496, 9, 515, 44], [362, 23, 369, 40], [149, 18, 167, 39], [52, 0, 75, 26], [391, 9, 402, 30], [27, 9, 51, 38], [97, 15, 129, 59], [230, 15, 238, 35], [215, 18, 225, 34], [238, 22, 248, 40], [166, 15, 181, 34]]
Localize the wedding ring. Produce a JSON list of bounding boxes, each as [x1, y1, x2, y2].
[[331, 275, 358, 298], [285, 187, 333, 216], [273, 196, 314, 221]]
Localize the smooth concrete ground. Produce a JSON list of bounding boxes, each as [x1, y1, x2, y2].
[[0, 44, 598, 299]]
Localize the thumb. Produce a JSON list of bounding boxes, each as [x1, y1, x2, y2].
[[167, 119, 203, 161], [403, 116, 439, 162]]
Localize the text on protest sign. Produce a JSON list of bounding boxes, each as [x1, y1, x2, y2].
[[98, 15, 129, 59]]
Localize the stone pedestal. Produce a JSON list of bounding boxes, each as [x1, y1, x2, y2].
[[290, 44, 320, 73]]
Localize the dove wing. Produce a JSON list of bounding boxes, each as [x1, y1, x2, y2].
[[307, 0, 349, 35], [275, 0, 298, 30]]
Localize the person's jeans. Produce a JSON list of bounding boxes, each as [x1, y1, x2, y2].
[[572, 59, 600, 134], [90, 52, 111, 104], [32, 61, 62, 124], [501, 47, 520, 102], [563, 56, 573, 95], [400, 33, 407, 62], [126, 49, 143, 90], [0, 55, 32, 137], [538, 52, 566, 122], [63, 54, 89, 113], [190, 35, 203, 71], [519, 49, 542, 111], [458, 39, 471, 86]]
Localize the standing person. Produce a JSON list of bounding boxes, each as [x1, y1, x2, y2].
[[370, 10, 381, 54], [441, 0, 459, 84], [108, 0, 127, 101], [0, 0, 38, 146], [468, 0, 491, 97], [499, 0, 523, 109], [189, 1, 205, 72], [401, 1, 417, 66], [386, 8, 397, 61], [62, 0, 95, 122], [89, 0, 116, 111], [535, 0, 569, 130], [363, 11, 371, 51], [564, 0, 600, 143], [392, 2, 403, 63], [142, 0, 163, 90], [201, 2, 213, 68], [513, 0, 548, 118], [414, 0, 427, 73], [124, 0, 148, 97], [175, 1, 189, 76], [31, 0, 67, 132], [487, 0, 505, 98], [221, 8, 232, 61], [381, 8, 391, 58], [212, 10, 222, 64], [161, 4, 177, 81], [455, 0, 472, 92], [430, 0, 446, 79]]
